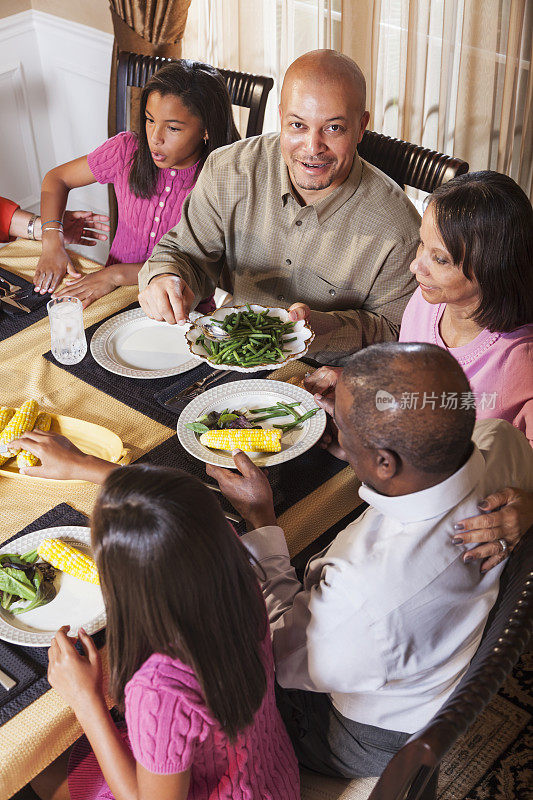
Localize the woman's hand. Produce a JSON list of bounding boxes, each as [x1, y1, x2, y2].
[[7, 430, 115, 483], [62, 211, 110, 246], [207, 450, 276, 529], [453, 488, 533, 572], [304, 366, 343, 397], [302, 368, 347, 460], [34, 241, 80, 294], [53, 266, 120, 308], [48, 627, 103, 712]]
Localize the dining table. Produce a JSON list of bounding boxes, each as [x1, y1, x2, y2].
[[0, 237, 363, 800]]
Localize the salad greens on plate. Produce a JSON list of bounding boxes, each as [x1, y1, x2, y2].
[[0, 550, 57, 615]]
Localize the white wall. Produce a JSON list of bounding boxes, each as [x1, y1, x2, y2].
[[0, 10, 113, 261]]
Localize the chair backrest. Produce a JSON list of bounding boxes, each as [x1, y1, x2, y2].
[[368, 529, 533, 800], [357, 130, 469, 193], [116, 51, 274, 138]]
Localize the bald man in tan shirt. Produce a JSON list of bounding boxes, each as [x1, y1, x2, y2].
[[138, 50, 420, 363]]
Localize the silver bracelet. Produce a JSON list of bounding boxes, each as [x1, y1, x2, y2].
[[27, 213, 39, 240]]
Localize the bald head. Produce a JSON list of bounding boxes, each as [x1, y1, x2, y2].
[[282, 50, 366, 115], [339, 343, 475, 474]]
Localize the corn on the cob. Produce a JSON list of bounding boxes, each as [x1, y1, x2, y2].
[[17, 412, 52, 468], [199, 428, 283, 453], [0, 407, 15, 434], [37, 539, 99, 585], [0, 400, 39, 465]]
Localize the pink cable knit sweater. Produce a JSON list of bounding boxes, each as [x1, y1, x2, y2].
[[87, 131, 197, 267], [67, 636, 300, 799]]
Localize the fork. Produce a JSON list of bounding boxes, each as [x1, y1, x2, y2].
[[0, 276, 22, 294], [164, 369, 233, 405]]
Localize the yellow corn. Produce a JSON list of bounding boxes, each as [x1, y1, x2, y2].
[[199, 428, 283, 453], [0, 407, 15, 434], [17, 412, 52, 468], [37, 539, 99, 585], [0, 400, 39, 465]]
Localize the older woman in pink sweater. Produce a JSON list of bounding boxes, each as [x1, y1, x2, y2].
[[399, 171, 532, 444]]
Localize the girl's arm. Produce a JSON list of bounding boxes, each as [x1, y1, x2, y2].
[[48, 628, 191, 800], [35, 156, 97, 294], [53, 262, 143, 309]]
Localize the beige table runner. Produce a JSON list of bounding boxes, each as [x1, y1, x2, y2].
[[0, 239, 361, 799]]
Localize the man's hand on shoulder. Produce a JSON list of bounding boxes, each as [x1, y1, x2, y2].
[[138, 274, 194, 324]]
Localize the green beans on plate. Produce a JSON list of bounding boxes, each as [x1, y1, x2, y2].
[[196, 307, 298, 367]]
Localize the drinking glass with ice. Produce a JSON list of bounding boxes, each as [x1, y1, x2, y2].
[[47, 297, 87, 365]]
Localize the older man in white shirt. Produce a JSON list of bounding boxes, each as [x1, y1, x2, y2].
[[208, 343, 533, 778]]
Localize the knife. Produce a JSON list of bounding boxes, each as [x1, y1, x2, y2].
[[0, 666, 17, 691], [0, 292, 31, 313], [164, 369, 233, 405]]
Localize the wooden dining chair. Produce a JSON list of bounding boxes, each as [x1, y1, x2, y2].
[[367, 529, 533, 800], [357, 130, 469, 192], [300, 530, 533, 800], [115, 51, 274, 138]]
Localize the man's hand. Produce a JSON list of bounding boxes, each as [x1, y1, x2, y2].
[[62, 211, 110, 246], [288, 302, 311, 322], [138, 274, 194, 325], [453, 488, 533, 572], [206, 450, 276, 529], [7, 430, 115, 483], [48, 626, 104, 713]]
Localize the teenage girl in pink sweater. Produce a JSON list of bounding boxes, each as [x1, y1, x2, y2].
[[34, 61, 240, 310], [31, 465, 300, 800]]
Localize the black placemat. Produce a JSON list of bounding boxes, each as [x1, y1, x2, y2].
[[138, 429, 348, 523], [0, 266, 50, 342], [0, 503, 105, 727], [42, 302, 272, 428]]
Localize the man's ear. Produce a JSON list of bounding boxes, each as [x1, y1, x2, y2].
[[375, 448, 400, 480], [278, 104, 283, 124], [358, 110, 370, 143]]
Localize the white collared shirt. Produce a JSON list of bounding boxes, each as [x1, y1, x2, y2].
[[242, 419, 533, 733]]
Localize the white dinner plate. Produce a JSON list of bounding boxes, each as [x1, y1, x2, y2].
[[0, 527, 105, 647], [185, 305, 315, 373], [177, 379, 326, 468], [91, 307, 202, 379]]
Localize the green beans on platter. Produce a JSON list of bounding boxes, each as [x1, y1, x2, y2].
[[196, 308, 299, 367]]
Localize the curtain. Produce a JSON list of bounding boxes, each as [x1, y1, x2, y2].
[[183, 0, 342, 135], [108, 0, 192, 139], [106, 0, 192, 231], [365, 0, 532, 201]]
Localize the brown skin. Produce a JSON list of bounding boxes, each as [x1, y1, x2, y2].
[[139, 49, 370, 326], [279, 50, 369, 206], [411, 204, 483, 347], [303, 367, 533, 568]]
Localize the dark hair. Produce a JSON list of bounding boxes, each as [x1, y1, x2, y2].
[[429, 171, 533, 332], [342, 342, 476, 474], [128, 60, 240, 198], [91, 465, 267, 741]]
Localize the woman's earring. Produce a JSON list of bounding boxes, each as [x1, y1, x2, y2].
[[203, 134, 208, 145]]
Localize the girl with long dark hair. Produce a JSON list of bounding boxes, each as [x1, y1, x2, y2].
[[31, 466, 299, 800], [34, 60, 240, 308]]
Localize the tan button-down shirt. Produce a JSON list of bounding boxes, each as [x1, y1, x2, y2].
[[139, 134, 421, 361]]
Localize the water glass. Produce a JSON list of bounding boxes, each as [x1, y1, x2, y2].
[[47, 297, 87, 365]]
